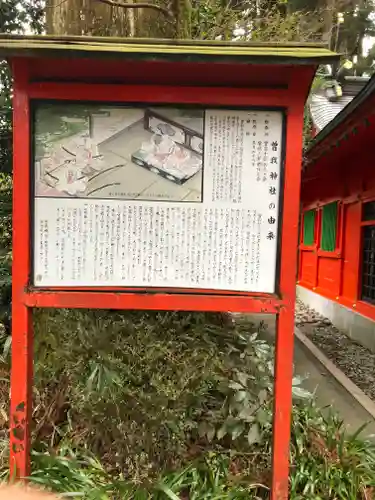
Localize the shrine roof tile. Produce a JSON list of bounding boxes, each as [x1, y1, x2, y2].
[[306, 73, 375, 165]]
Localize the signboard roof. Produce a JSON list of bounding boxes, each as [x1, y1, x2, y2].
[[0, 34, 338, 65]]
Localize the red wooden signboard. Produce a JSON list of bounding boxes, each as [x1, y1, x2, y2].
[[0, 35, 337, 500]]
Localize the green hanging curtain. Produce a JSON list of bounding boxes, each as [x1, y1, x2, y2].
[[303, 210, 316, 246], [321, 202, 338, 252]]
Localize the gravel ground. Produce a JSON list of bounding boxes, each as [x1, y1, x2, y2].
[[295, 300, 375, 401]]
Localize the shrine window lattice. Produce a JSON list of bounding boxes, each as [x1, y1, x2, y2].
[[361, 202, 375, 304]]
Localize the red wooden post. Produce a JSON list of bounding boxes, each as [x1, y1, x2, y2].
[[271, 71, 306, 499], [10, 60, 33, 479]]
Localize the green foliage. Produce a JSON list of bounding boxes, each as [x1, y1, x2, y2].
[[287, 0, 375, 69], [197, 330, 310, 447], [32, 310, 269, 480], [186, 0, 325, 42], [336, 1, 375, 56], [190, 0, 240, 40], [357, 43, 375, 75], [29, 431, 375, 500], [0, 174, 12, 247], [0, 174, 12, 332], [289, 404, 375, 499], [246, 5, 323, 43], [29, 448, 260, 499], [0, 64, 12, 176], [0, 312, 370, 499], [0, 0, 44, 34], [29, 447, 145, 499], [303, 108, 313, 150]]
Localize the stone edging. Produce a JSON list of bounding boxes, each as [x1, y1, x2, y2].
[[295, 326, 375, 421]]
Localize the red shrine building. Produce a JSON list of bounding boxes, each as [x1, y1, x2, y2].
[[298, 73, 375, 352]]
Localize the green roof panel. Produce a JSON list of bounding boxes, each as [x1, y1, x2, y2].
[[0, 34, 338, 65]]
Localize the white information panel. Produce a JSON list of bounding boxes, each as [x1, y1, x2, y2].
[[33, 104, 283, 292]]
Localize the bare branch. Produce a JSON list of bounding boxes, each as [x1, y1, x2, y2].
[[44, 0, 70, 9], [95, 0, 173, 18]]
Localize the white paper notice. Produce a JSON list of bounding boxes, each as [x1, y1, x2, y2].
[[33, 106, 283, 293]]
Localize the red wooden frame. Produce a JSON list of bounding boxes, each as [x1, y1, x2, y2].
[[298, 184, 375, 323], [10, 56, 312, 500], [299, 201, 343, 286]]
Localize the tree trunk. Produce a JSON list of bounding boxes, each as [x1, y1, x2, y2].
[[322, 0, 335, 48], [45, 0, 175, 37]]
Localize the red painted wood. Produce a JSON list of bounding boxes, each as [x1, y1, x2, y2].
[[271, 68, 310, 500], [25, 57, 294, 88], [317, 249, 341, 258], [10, 60, 33, 479], [342, 202, 362, 301], [33, 286, 278, 297], [273, 305, 296, 499], [28, 82, 289, 108], [23, 291, 284, 313], [298, 206, 319, 287], [306, 105, 375, 168], [355, 299, 375, 321], [300, 284, 375, 323], [299, 250, 316, 286], [317, 257, 341, 296]]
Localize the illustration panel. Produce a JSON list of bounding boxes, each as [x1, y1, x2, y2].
[[34, 104, 204, 202]]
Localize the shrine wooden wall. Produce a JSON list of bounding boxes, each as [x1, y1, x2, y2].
[[298, 120, 375, 323]]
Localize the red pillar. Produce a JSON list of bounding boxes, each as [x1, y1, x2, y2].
[[10, 60, 33, 479], [271, 73, 306, 500]]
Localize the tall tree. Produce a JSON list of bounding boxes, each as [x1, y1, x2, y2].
[[336, 0, 375, 56], [45, 0, 183, 38], [0, 0, 44, 176], [291, 0, 375, 53]]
